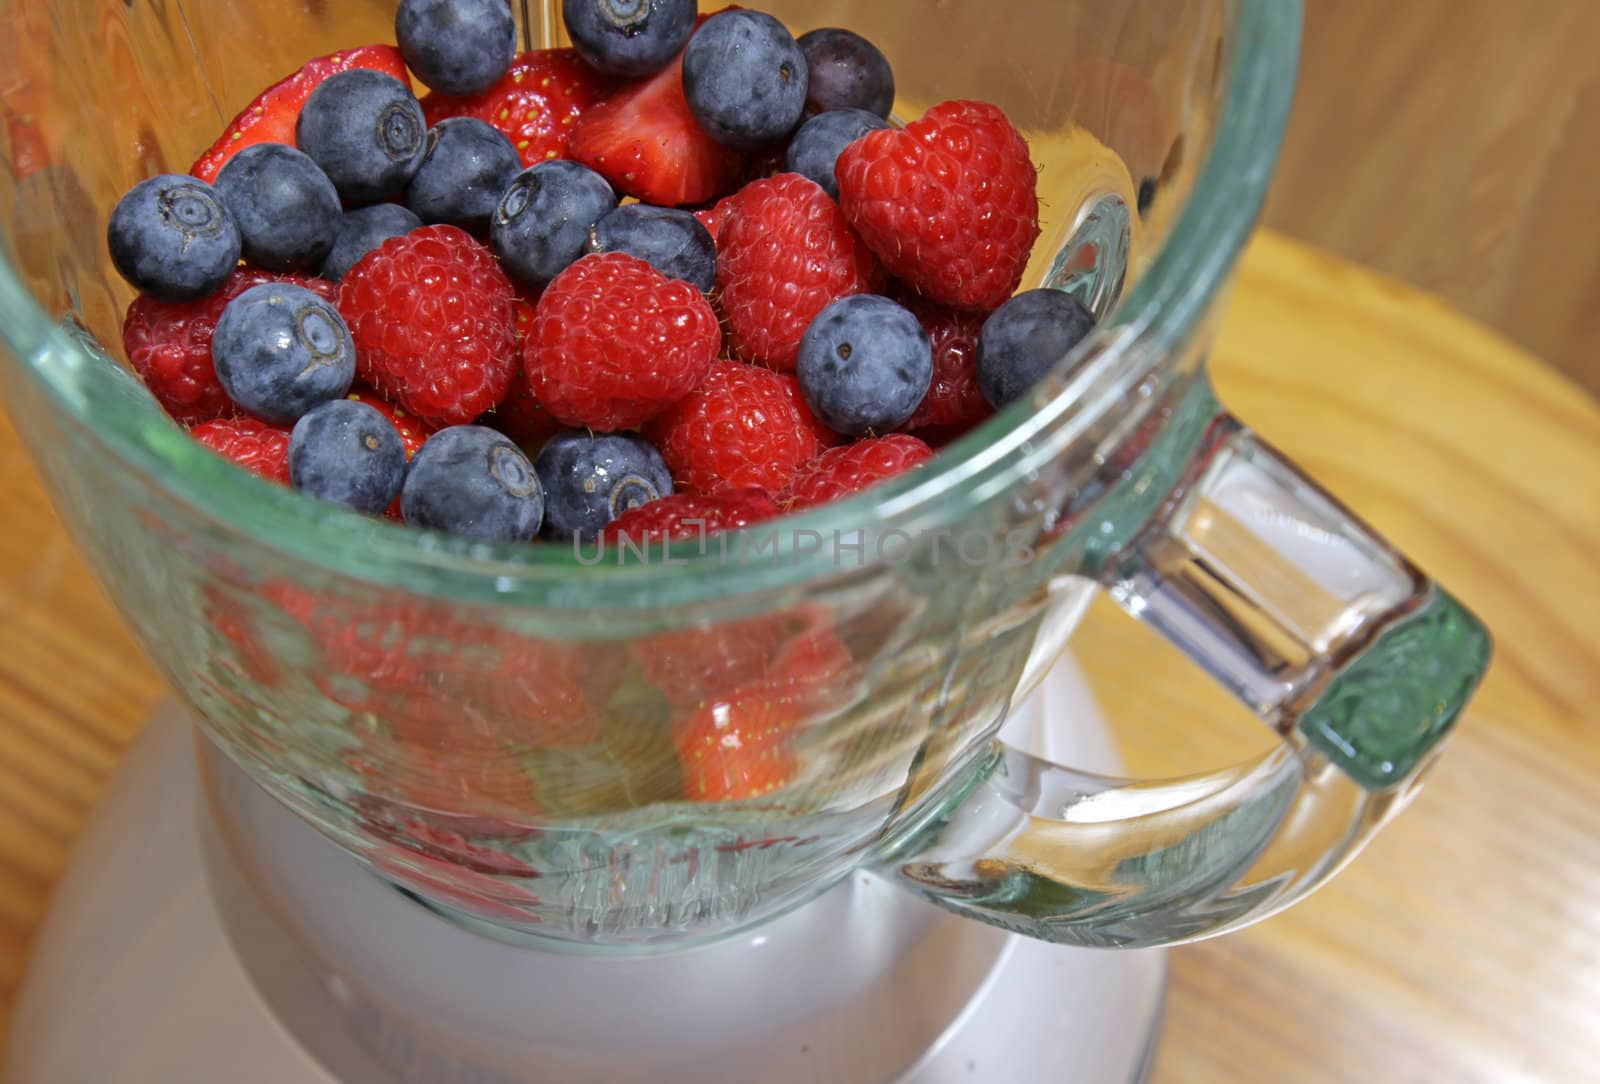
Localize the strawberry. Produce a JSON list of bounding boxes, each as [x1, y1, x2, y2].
[[603, 489, 781, 545], [122, 269, 336, 425], [716, 173, 882, 371], [190, 415, 292, 484], [781, 433, 935, 510], [421, 49, 612, 168], [526, 253, 721, 430], [646, 361, 836, 496], [674, 683, 799, 802], [634, 613, 792, 707], [837, 100, 1040, 311], [338, 225, 519, 428], [897, 293, 992, 433], [190, 45, 409, 183], [569, 48, 745, 207]]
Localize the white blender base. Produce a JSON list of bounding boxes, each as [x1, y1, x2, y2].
[[5, 656, 1165, 1084]]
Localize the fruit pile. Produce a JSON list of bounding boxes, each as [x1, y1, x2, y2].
[[108, 0, 1099, 546]]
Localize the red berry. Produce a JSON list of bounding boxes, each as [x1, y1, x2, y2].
[[569, 46, 745, 207], [480, 298, 563, 449], [897, 294, 992, 432], [421, 49, 612, 168], [122, 269, 336, 425], [782, 433, 935, 510], [674, 686, 799, 802], [338, 225, 518, 428], [837, 100, 1040, 311], [526, 253, 720, 431], [190, 45, 409, 183], [692, 193, 739, 247], [602, 488, 780, 545], [634, 613, 791, 707], [646, 361, 835, 496], [190, 415, 292, 484], [716, 173, 881, 371]]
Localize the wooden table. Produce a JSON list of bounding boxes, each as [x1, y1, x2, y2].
[[0, 232, 1596, 1079]]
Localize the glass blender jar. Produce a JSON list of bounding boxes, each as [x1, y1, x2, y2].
[[0, 0, 1489, 1078]]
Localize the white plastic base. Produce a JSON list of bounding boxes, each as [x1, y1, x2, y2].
[[5, 656, 1165, 1084]]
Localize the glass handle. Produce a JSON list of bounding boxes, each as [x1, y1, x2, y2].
[[876, 403, 1492, 947]]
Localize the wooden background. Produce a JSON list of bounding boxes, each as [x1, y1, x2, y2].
[[1267, 0, 1600, 396]]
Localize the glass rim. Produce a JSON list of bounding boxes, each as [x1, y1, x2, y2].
[[0, 0, 1302, 610]]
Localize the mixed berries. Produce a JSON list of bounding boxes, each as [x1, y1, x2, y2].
[[106, 0, 1109, 804]]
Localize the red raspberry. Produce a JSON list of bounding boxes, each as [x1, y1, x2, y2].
[[480, 298, 563, 450], [646, 361, 836, 496], [897, 294, 992, 433], [782, 434, 935, 510], [338, 225, 518, 428], [603, 488, 780, 545], [692, 193, 739, 247], [190, 416, 292, 484], [837, 101, 1040, 311], [526, 253, 720, 431], [716, 173, 881, 371], [421, 49, 612, 168], [122, 269, 336, 425]]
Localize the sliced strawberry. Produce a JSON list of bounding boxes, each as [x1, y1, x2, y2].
[[190, 45, 409, 184], [421, 49, 613, 168], [569, 51, 745, 207], [674, 686, 800, 802]]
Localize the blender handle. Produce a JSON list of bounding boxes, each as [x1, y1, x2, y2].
[[876, 407, 1491, 947]]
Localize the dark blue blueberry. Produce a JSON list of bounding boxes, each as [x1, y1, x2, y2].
[[798, 28, 895, 118], [396, 0, 517, 96], [296, 70, 428, 202], [405, 118, 523, 234], [214, 143, 341, 273], [534, 429, 672, 541], [784, 108, 889, 199], [797, 294, 932, 437], [322, 203, 424, 282], [682, 10, 808, 149], [491, 160, 616, 288], [107, 175, 240, 303], [587, 204, 715, 292], [211, 283, 356, 423], [562, 0, 696, 79], [288, 399, 408, 515], [401, 426, 544, 542], [975, 289, 1097, 409]]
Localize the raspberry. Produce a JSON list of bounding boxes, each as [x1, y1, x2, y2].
[[646, 361, 836, 496], [122, 268, 335, 425], [190, 415, 292, 484], [602, 488, 780, 544], [781, 433, 935, 510], [716, 173, 881, 371], [837, 100, 1039, 311], [692, 192, 739, 246], [898, 293, 992, 433], [420, 49, 612, 168], [526, 252, 720, 431], [338, 224, 518, 428]]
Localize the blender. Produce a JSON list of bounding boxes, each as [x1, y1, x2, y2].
[[0, 1, 1490, 1081]]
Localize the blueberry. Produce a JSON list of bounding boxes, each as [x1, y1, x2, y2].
[[587, 204, 715, 292], [406, 118, 523, 234], [562, 0, 696, 79], [975, 289, 1097, 409], [106, 175, 240, 303], [288, 399, 408, 515], [682, 10, 808, 149], [211, 283, 356, 423], [322, 203, 424, 282], [491, 160, 616, 289], [534, 429, 672, 541], [798, 28, 895, 118], [296, 70, 428, 202], [396, 0, 517, 96], [784, 109, 889, 199], [401, 425, 544, 542], [797, 294, 931, 437], [214, 143, 341, 273]]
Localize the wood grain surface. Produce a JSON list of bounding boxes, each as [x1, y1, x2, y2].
[[1268, 0, 1600, 397], [0, 232, 1597, 1079]]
